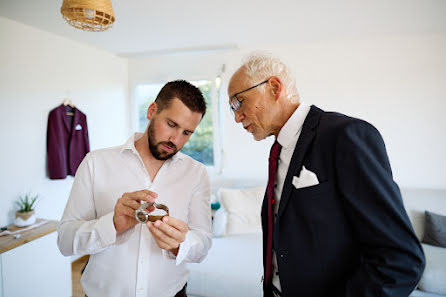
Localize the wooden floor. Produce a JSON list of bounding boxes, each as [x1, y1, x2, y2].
[[72, 255, 89, 297]]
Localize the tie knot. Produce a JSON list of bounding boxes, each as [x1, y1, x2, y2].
[[269, 141, 282, 161]]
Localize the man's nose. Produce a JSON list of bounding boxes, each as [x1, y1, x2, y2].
[[169, 130, 182, 145], [234, 110, 244, 123]]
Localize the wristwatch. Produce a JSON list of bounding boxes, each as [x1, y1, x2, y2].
[[135, 202, 169, 223]]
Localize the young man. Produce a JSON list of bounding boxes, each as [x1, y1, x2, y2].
[[227, 53, 425, 297], [58, 80, 212, 297]]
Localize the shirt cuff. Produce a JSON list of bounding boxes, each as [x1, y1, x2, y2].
[[174, 230, 199, 265], [162, 249, 177, 261], [161, 231, 195, 265]]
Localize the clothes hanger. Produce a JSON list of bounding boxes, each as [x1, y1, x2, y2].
[[63, 96, 75, 116], [63, 98, 74, 108]]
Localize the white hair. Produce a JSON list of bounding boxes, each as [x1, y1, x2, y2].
[[240, 52, 299, 102]]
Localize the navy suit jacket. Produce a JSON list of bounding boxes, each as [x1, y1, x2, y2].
[[262, 105, 425, 297], [47, 104, 90, 179]]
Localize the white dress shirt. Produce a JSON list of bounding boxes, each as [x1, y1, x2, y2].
[[272, 103, 311, 291], [57, 133, 212, 297]]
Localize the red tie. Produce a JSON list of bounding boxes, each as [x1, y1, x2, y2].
[[265, 140, 282, 286]]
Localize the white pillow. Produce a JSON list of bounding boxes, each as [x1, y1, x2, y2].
[[217, 186, 265, 236]]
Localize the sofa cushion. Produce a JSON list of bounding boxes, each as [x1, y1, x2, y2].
[[423, 211, 446, 248], [417, 243, 446, 295], [216, 186, 265, 236]]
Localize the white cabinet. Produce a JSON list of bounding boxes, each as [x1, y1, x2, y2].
[[0, 231, 71, 297]]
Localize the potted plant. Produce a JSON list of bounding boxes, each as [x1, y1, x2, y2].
[[15, 193, 39, 227]]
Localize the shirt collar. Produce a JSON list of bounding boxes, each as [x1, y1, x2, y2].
[[120, 132, 184, 163], [120, 132, 140, 154], [277, 102, 311, 149]]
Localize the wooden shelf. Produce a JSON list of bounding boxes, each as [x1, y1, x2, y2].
[[0, 219, 58, 254]]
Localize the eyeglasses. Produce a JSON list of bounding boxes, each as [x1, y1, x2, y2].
[[229, 79, 269, 112]]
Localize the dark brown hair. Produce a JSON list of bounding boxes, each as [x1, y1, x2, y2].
[[155, 80, 206, 117]]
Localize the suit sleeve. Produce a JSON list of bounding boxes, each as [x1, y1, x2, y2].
[[335, 121, 425, 297], [47, 110, 64, 179]]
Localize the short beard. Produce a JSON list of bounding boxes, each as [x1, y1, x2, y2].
[[147, 120, 178, 160]]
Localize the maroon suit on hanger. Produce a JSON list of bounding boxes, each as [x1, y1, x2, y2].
[[47, 104, 90, 179]]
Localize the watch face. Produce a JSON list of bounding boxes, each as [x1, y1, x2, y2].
[[135, 201, 169, 223], [135, 202, 154, 223], [136, 210, 148, 223]]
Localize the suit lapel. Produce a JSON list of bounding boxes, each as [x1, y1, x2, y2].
[[277, 105, 322, 219], [58, 104, 71, 132]]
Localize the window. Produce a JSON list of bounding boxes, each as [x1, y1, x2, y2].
[[134, 79, 221, 167]]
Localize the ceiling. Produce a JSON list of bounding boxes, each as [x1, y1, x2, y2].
[[1, 0, 445, 56]]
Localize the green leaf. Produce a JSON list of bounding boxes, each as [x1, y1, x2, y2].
[[16, 193, 39, 212]]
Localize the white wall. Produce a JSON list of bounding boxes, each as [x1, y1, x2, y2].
[[128, 32, 446, 189], [0, 17, 129, 227], [271, 34, 446, 189], [1, 17, 444, 230]]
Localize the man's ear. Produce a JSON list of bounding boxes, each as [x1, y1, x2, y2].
[[269, 77, 282, 100], [147, 102, 157, 120]]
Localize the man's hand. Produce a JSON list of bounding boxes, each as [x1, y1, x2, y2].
[[147, 216, 189, 256], [113, 190, 157, 235]]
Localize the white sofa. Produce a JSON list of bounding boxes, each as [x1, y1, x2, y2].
[[402, 189, 446, 297], [187, 184, 446, 297], [187, 181, 265, 297]]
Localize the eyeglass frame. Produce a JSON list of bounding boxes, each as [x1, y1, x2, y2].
[[229, 79, 269, 112]]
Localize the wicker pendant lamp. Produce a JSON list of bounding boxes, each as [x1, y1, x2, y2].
[[61, 0, 115, 32]]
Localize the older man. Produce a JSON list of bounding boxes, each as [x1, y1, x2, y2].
[[227, 53, 425, 297]]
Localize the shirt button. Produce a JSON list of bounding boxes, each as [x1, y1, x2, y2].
[[276, 271, 279, 275], [274, 184, 277, 188], [280, 254, 284, 258]]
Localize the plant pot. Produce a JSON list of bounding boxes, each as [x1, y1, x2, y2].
[[15, 210, 36, 227]]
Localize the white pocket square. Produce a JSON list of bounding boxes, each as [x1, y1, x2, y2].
[[292, 166, 319, 189], [75, 124, 82, 130]]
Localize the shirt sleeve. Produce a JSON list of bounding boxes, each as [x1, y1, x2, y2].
[[172, 166, 212, 265], [57, 154, 131, 256]]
